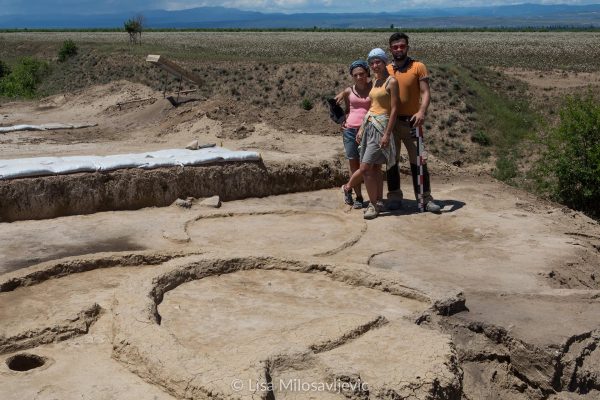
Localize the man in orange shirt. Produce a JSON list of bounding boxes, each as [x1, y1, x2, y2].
[[386, 32, 441, 213]]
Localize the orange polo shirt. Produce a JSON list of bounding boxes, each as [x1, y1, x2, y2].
[[387, 60, 428, 116]]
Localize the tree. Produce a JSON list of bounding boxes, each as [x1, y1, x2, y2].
[[124, 14, 144, 45]]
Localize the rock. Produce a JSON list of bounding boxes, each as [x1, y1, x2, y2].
[[199, 195, 221, 208], [174, 198, 192, 208], [185, 140, 199, 150]]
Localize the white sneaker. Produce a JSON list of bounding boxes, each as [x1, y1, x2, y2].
[[363, 204, 379, 219], [425, 201, 441, 214]]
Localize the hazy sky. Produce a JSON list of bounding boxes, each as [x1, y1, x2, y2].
[[1, 0, 598, 15]]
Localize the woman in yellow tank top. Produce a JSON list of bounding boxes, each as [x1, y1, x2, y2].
[[342, 48, 399, 219]]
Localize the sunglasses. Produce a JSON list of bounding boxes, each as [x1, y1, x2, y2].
[[391, 44, 408, 50]]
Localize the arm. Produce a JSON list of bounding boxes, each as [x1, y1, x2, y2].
[[381, 78, 398, 147], [335, 87, 351, 129], [411, 78, 430, 127], [335, 87, 351, 105], [343, 89, 351, 116], [356, 123, 365, 143]]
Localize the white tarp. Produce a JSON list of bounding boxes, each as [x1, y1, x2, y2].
[[0, 123, 98, 133], [0, 147, 261, 180]]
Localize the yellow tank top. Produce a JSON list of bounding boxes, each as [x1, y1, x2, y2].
[[369, 76, 391, 116]]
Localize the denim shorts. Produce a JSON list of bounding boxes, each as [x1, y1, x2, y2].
[[342, 127, 360, 160]]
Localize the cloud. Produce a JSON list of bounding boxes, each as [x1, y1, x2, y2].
[[167, 0, 600, 13]]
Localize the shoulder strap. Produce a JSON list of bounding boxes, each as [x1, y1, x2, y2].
[[384, 75, 393, 92]]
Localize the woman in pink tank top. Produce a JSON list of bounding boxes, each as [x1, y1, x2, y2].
[[334, 60, 372, 209]]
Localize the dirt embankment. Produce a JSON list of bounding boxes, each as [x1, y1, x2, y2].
[[0, 159, 346, 222]]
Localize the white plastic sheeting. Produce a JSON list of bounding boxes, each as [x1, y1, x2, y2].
[[0, 147, 261, 180], [0, 123, 98, 133]]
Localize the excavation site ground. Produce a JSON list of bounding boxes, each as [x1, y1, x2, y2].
[[1, 32, 600, 400]]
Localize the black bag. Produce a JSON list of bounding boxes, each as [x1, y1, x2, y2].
[[326, 98, 346, 125]]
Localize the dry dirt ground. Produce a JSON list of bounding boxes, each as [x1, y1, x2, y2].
[[1, 80, 600, 400]]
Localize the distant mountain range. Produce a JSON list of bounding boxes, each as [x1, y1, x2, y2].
[[1, 4, 599, 29]]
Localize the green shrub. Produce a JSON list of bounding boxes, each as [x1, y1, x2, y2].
[[493, 152, 518, 182], [301, 98, 313, 110], [536, 93, 600, 217], [58, 39, 78, 62], [0, 57, 50, 98], [471, 131, 491, 146], [0, 60, 10, 78]]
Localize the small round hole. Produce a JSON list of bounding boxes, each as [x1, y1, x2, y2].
[[6, 353, 46, 371]]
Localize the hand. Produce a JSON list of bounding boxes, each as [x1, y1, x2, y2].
[[410, 111, 426, 127], [335, 92, 345, 105], [380, 134, 390, 147], [356, 132, 362, 144]]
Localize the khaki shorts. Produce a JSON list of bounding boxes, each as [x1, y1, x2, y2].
[[393, 119, 419, 164]]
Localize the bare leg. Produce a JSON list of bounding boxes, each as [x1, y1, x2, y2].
[[376, 165, 384, 202], [348, 159, 363, 198], [345, 165, 363, 192], [362, 163, 379, 206]]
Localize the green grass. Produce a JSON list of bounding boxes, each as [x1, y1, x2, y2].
[[301, 98, 313, 110], [455, 65, 537, 148], [471, 130, 491, 146], [437, 64, 539, 182]]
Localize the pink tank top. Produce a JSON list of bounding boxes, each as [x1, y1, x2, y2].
[[345, 87, 371, 128]]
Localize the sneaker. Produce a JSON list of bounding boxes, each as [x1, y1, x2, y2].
[[341, 185, 353, 205], [363, 204, 378, 220], [353, 196, 364, 209], [425, 200, 442, 214]]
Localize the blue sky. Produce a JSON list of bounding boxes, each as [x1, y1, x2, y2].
[[1, 0, 598, 15]]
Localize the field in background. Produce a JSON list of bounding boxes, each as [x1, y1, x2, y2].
[[1, 31, 600, 70], [1, 31, 599, 205]]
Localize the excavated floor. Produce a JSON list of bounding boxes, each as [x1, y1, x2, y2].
[[1, 178, 599, 399]]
